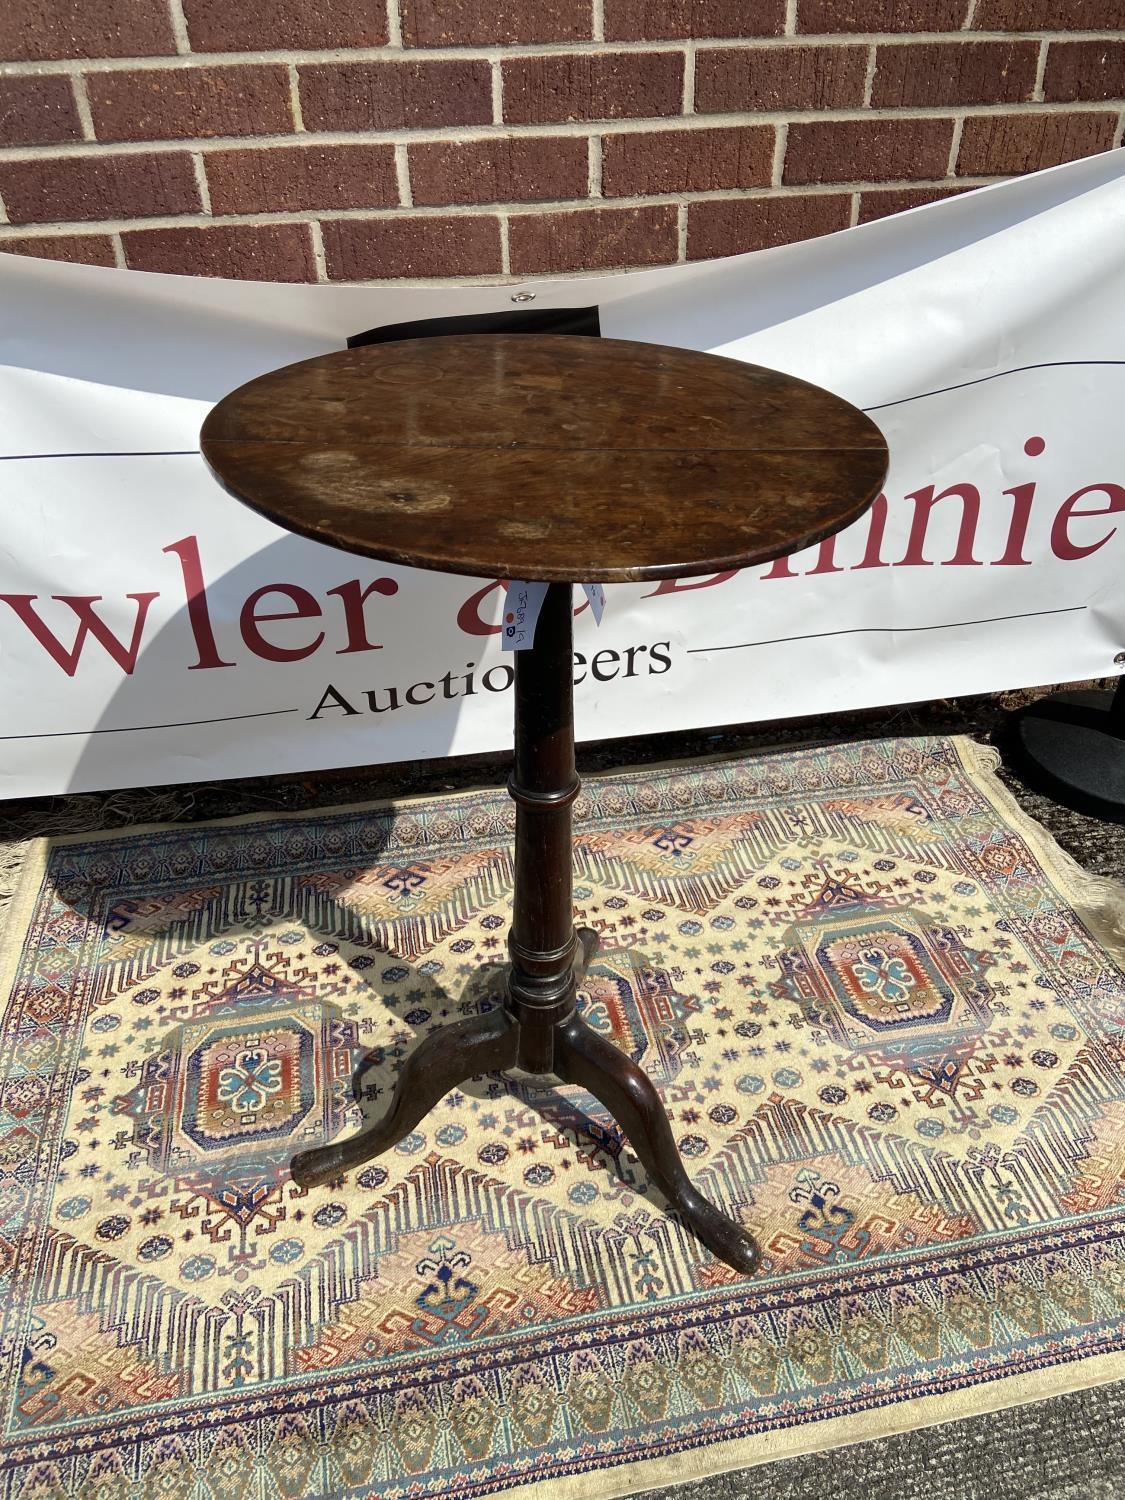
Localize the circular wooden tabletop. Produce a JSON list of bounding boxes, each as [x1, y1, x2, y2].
[[200, 334, 888, 584]]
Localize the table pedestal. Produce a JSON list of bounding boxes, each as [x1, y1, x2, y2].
[[291, 584, 761, 1275]]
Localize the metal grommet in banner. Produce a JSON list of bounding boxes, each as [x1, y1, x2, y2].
[[1115, 652, 1125, 666], [510, 292, 535, 303]]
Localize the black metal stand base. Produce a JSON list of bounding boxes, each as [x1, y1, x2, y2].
[[1007, 685, 1125, 824]]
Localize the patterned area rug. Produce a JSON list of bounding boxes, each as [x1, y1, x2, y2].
[[1, 735, 1123, 1500]]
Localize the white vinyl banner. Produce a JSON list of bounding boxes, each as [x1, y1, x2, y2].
[[2, 151, 1124, 799]]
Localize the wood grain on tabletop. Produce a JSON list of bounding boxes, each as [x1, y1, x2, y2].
[[200, 334, 889, 582]]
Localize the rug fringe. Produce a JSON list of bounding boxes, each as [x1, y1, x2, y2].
[[954, 735, 1125, 966]]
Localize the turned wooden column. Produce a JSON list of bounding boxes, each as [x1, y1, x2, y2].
[[507, 582, 581, 1072]]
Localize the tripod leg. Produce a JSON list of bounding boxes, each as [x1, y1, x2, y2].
[[291, 1008, 519, 1188], [553, 1013, 761, 1275], [574, 926, 599, 983]]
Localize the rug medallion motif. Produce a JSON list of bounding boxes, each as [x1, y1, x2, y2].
[[0, 736, 1123, 1497]]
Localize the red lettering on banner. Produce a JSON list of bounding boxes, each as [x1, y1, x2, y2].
[[327, 577, 399, 654], [457, 580, 504, 636], [240, 585, 325, 662], [995, 484, 1036, 566], [641, 571, 737, 597], [806, 537, 845, 576], [761, 536, 844, 580], [899, 483, 983, 567], [1050, 483, 1125, 560], [7, 433, 1119, 685], [998, 435, 1045, 567], [0, 592, 159, 676], [852, 494, 890, 570], [163, 534, 234, 670]]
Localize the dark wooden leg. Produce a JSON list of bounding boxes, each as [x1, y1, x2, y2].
[[553, 1012, 762, 1275], [505, 583, 583, 1074], [290, 1008, 518, 1188], [574, 926, 599, 983]]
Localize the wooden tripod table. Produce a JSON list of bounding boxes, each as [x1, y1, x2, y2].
[[201, 334, 888, 1275]]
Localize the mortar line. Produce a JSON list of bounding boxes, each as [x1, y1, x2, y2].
[[588, 134, 602, 198], [288, 64, 305, 131], [386, 0, 403, 49], [862, 45, 877, 108], [498, 212, 511, 274], [3, 99, 1117, 162], [0, 252, 678, 288], [0, 177, 1023, 242], [70, 74, 97, 142], [394, 142, 413, 206], [784, 0, 798, 37], [165, 0, 192, 55], [682, 42, 696, 115], [1033, 39, 1049, 103], [592, 0, 605, 44], [848, 190, 860, 227], [11, 235, 1035, 287], [191, 152, 212, 214], [309, 219, 328, 280], [946, 115, 965, 176], [771, 123, 788, 188], [491, 61, 504, 126], [111, 230, 127, 268], [0, 31, 1122, 74], [676, 202, 688, 261]]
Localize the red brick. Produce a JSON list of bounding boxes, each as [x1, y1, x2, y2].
[[122, 223, 317, 281], [0, 153, 200, 226], [605, 0, 785, 39], [205, 145, 398, 215], [181, 0, 387, 51], [0, 75, 82, 146], [973, 0, 1122, 29], [784, 118, 954, 183], [602, 125, 773, 196], [409, 137, 588, 207], [508, 204, 678, 273], [8, 0, 174, 61], [687, 193, 850, 258], [1043, 42, 1125, 104], [0, 233, 117, 266], [872, 41, 1038, 107], [502, 52, 684, 124], [321, 216, 503, 279], [299, 61, 493, 132], [857, 185, 973, 221], [401, 0, 591, 46], [957, 111, 1119, 175], [797, 0, 965, 29], [86, 67, 293, 143], [695, 44, 867, 113]]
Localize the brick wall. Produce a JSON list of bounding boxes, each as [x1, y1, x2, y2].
[[0, 1, 1121, 283]]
